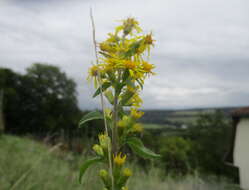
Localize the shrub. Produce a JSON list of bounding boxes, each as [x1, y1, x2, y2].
[[159, 136, 192, 175]]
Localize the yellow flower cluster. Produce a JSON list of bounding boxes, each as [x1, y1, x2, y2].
[[86, 18, 157, 190], [114, 152, 126, 166], [88, 17, 155, 100], [130, 108, 144, 119]]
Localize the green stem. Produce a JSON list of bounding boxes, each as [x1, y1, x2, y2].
[[112, 91, 119, 155], [90, 10, 114, 190]]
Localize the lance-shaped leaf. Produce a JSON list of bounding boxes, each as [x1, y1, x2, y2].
[[136, 79, 144, 90], [122, 69, 130, 82], [123, 40, 142, 58], [78, 111, 103, 128], [104, 90, 114, 104], [120, 90, 135, 106], [79, 157, 102, 183], [93, 82, 112, 98], [126, 137, 161, 159]]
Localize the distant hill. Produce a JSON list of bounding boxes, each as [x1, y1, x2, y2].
[[140, 107, 240, 128]]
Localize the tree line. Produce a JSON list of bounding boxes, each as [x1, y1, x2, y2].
[[0, 63, 105, 141]]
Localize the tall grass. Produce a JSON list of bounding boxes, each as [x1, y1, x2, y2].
[[0, 90, 4, 135], [0, 135, 241, 190]]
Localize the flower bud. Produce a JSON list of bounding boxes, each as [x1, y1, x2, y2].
[[123, 168, 132, 177], [130, 108, 144, 119], [132, 123, 143, 133], [93, 144, 104, 156], [99, 169, 111, 189], [99, 169, 108, 178], [98, 133, 111, 150]]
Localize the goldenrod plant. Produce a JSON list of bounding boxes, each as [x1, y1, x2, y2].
[[79, 15, 160, 190]]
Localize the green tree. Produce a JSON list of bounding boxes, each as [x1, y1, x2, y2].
[[159, 136, 192, 175], [0, 68, 24, 134], [0, 90, 4, 135], [0, 64, 81, 138], [188, 111, 233, 176], [25, 63, 79, 134]]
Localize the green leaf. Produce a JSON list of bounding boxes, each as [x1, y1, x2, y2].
[[120, 90, 135, 106], [118, 106, 126, 117], [93, 82, 111, 98], [104, 90, 114, 104], [123, 40, 142, 58], [79, 157, 102, 183], [122, 69, 130, 82], [126, 137, 161, 159], [136, 79, 143, 90], [99, 51, 112, 58], [78, 111, 103, 128], [107, 71, 116, 83], [125, 78, 136, 89]]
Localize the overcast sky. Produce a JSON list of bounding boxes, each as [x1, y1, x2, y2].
[[1, 0, 249, 110]]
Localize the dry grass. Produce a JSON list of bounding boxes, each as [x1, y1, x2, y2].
[[0, 135, 241, 190]]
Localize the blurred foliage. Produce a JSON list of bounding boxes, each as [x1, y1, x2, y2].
[[187, 111, 237, 180], [142, 111, 238, 181], [0, 64, 90, 140], [0, 134, 241, 190], [0, 90, 4, 135], [159, 136, 192, 175], [0, 63, 238, 182]]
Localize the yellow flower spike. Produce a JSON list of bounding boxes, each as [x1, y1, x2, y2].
[[114, 152, 126, 166], [123, 168, 132, 177], [84, 17, 156, 190], [132, 123, 143, 133], [93, 144, 104, 156], [130, 108, 144, 119]]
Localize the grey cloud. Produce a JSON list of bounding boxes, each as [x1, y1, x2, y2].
[[0, 0, 249, 110]]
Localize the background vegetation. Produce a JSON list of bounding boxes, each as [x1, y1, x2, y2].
[[0, 135, 240, 190], [0, 63, 241, 189]]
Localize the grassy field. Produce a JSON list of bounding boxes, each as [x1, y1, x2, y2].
[[166, 116, 198, 125], [0, 135, 241, 190], [143, 123, 172, 130], [141, 108, 233, 128]]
